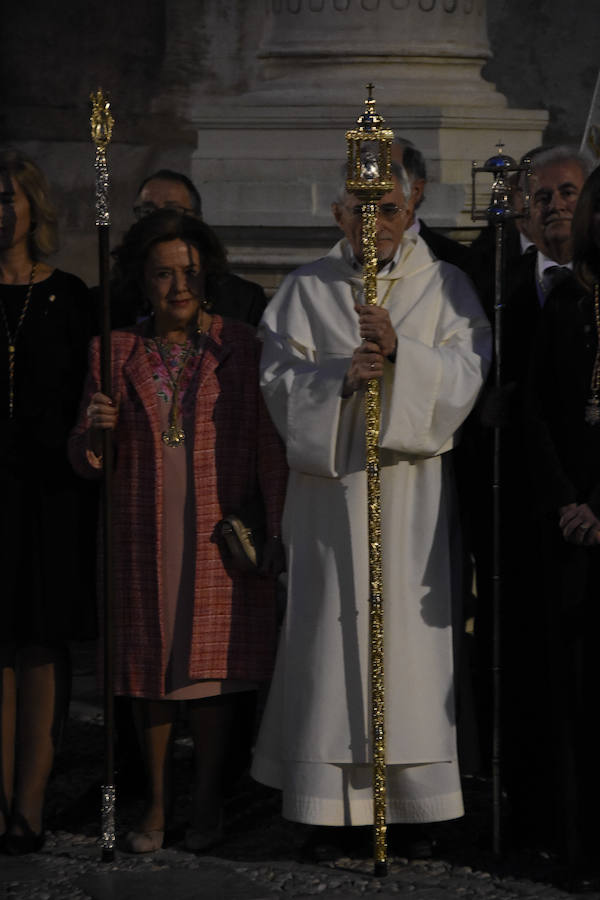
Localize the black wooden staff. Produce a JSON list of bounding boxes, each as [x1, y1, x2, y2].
[[471, 146, 530, 855], [90, 89, 116, 862]]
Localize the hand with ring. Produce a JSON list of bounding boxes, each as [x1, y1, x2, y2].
[[87, 392, 118, 431], [355, 303, 398, 359], [558, 502, 600, 546], [87, 391, 119, 457], [342, 341, 384, 397]]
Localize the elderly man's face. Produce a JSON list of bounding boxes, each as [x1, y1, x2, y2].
[[134, 178, 196, 220], [529, 160, 586, 256], [332, 177, 414, 266]]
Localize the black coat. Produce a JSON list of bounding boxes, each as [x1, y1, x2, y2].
[[0, 269, 98, 642], [207, 272, 267, 327], [467, 219, 524, 319], [418, 219, 471, 272], [526, 278, 600, 513], [523, 276, 600, 863], [458, 239, 545, 813]]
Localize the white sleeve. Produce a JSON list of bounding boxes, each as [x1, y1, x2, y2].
[[380, 270, 491, 456]]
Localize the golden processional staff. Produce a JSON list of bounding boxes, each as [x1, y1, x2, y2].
[[90, 89, 116, 862], [471, 145, 530, 856], [345, 86, 393, 877]]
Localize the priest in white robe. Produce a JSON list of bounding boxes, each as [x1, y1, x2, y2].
[[251, 163, 491, 829]]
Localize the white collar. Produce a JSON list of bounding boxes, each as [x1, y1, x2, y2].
[[344, 240, 406, 276], [536, 250, 573, 281], [520, 233, 534, 254]]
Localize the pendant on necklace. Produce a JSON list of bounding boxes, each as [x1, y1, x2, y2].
[[585, 396, 600, 426], [162, 424, 186, 447]]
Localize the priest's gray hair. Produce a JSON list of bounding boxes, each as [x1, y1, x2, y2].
[[334, 160, 411, 204], [394, 137, 426, 209]]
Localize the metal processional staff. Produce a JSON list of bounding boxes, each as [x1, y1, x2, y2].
[[345, 86, 393, 877], [90, 89, 116, 862], [471, 146, 530, 856]]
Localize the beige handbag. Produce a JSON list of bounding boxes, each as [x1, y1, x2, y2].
[[217, 496, 265, 573]]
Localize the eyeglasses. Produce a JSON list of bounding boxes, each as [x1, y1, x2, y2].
[[345, 203, 405, 221], [532, 186, 580, 208], [133, 202, 195, 220]]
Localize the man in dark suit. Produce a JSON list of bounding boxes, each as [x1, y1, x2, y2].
[[392, 137, 471, 271], [132, 169, 267, 327], [498, 146, 591, 385], [468, 146, 592, 846]]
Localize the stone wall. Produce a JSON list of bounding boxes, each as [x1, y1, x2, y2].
[[486, 0, 600, 146], [1, 0, 599, 287]]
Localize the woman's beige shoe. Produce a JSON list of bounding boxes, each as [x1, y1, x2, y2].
[[125, 829, 164, 853]]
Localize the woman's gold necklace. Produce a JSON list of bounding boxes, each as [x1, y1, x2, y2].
[[0, 262, 37, 418], [154, 337, 195, 447], [585, 282, 600, 425]]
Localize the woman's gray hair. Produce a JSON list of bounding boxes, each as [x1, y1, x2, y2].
[[334, 160, 411, 204]]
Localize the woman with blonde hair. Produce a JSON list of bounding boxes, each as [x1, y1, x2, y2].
[[0, 149, 96, 854]]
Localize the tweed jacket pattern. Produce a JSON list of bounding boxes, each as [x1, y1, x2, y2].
[[69, 316, 287, 698]]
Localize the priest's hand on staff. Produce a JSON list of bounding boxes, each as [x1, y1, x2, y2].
[[355, 304, 398, 359], [342, 341, 384, 397], [559, 502, 600, 546], [87, 391, 118, 457]]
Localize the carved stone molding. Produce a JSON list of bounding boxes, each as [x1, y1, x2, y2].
[[254, 0, 497, 107], [185, 0, 546, 236], [268, 0, 480, 11], [262, 0, 487, 59]]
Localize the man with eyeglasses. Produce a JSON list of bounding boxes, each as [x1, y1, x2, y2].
[[468, 147, 591, 438], [133, 170, 203, 220], [251, 160, 491, 856], [127, 169, 267, 327], [392, 137, 471, 272], [464, 146, 593, 851]]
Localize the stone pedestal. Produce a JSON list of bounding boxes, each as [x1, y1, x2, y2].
[[182, 0, 547, 282]]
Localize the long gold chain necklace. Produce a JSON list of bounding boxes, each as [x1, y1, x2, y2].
[[154, 337, 195, 447], [585, 283, 600, 426], [0, 262, 37, 418]]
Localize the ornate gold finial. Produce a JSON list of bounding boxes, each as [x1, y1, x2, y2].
[[90, 89, 114, 150], [90, 89, 114, 228], [345, 84, 394, 200]]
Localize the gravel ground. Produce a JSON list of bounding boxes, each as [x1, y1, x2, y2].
[[1, 646, 599, 899]]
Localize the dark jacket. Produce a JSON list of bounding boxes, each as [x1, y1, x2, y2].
[[418, 219, 471, 272]]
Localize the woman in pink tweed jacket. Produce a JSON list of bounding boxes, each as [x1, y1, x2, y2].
[[69, 211, 287, 854]]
